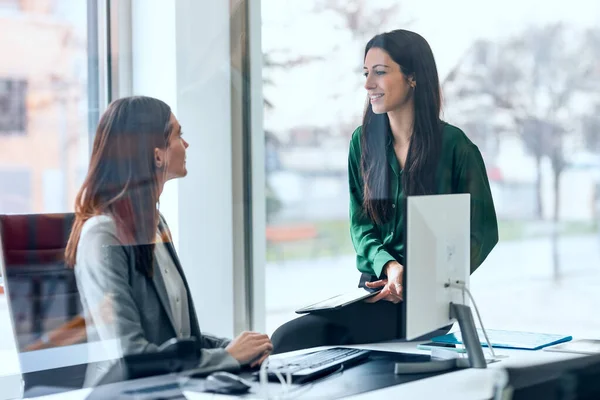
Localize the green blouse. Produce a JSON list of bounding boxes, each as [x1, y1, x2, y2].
[[348, 122, 499, 278]]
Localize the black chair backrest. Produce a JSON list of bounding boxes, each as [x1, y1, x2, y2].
[[0, 213, 81, 350]]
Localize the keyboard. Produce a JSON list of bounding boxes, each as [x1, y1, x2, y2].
[[256, 347, 370, 384]]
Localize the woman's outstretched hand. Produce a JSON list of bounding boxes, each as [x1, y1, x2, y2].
[[364, 261, 404, 304]]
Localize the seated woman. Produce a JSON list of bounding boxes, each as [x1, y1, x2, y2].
[[65, 96, 272, 386], [271, 29, 499, 354]]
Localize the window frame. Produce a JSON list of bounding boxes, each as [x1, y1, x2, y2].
[[111, 0, 267, 337]]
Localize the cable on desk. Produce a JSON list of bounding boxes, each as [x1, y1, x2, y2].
[[257, 358, 344, 399], [446, 281, 499, 360], [258, 356, 293, 399]]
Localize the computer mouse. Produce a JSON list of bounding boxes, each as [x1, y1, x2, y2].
[[204, 371, 252, 395]]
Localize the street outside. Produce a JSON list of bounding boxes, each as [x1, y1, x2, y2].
[[265, 234, 600, 338]]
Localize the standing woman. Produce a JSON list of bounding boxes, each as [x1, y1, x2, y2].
[[271, 29, 498, 353]]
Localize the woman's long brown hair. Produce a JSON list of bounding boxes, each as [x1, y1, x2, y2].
[[361, 30, 443, 224], [65, 96, 173, 277]]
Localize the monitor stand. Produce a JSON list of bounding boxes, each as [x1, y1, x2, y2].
[[394, 302, 487, 374]]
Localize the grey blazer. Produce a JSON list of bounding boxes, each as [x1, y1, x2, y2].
[[75, 214, 239, 386]]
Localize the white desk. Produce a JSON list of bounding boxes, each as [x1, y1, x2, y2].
[[20, 340, 581, 400], [340, 341, 579, 400]]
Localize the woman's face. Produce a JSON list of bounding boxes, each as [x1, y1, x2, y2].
[[156, 113, 189, 181], [363, 47, 415, 114]]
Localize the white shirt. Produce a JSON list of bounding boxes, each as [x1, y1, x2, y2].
[[155, 233, 191, 339]]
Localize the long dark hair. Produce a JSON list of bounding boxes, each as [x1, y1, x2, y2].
[[66, 96, 173, 277], [360, 29, 443, 224]]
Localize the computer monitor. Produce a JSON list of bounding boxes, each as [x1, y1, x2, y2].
[[405, 193, 470, 340], [400, 193, 487, 371]]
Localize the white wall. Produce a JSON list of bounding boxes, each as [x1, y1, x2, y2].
[[130, 0, 265, 338], [130, 0, 179, 247], [173, 0, 236, 338]]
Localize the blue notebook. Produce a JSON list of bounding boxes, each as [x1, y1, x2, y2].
[[431, 329, 572, 350]]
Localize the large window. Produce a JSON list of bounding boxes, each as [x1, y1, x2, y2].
[[0, 0, 91, 214], [0, 1, 100, 395], [261, 0, 600, 336]]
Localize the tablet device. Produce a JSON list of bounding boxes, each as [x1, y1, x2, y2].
[[295, 287, 382, 314]]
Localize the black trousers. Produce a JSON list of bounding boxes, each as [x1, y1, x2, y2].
[[271, 301, 400, 354], [272, 300, 452, 355]]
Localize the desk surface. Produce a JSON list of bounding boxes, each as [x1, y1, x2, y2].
[[19, 340, 582, 400]]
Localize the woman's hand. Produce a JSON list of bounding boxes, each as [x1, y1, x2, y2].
[[364, 261, 404, 304], [225, 331, 273, 367]]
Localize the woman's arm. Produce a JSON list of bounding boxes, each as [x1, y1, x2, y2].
[[456, 144, 499, 273], [201, 335, 231, 349], [348, 131, 397, 278]]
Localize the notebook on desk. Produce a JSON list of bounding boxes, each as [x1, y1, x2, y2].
[[431, 329, 572, 350]]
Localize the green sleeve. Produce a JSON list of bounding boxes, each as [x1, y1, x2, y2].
[[456, 144, 499, 273], [348, 130, 396, 278]]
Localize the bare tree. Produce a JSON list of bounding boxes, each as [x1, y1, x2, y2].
[[582, 105, 600, 153], [449, 24, 599, 220], [313, 0, 410, 125], [262, 52, 324, 110], [444, 24, 600, 280], [314, 0, 405, 42]]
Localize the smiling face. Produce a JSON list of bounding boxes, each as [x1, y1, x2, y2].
[[363, 47, 416, 114], [155, 113, 189, 181]]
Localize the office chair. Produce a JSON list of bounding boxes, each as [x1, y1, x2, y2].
[[0, 213, 88, 389]]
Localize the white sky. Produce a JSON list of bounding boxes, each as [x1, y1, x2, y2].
[[262, 0, 600, 135], [55, 0, 87, 34]]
